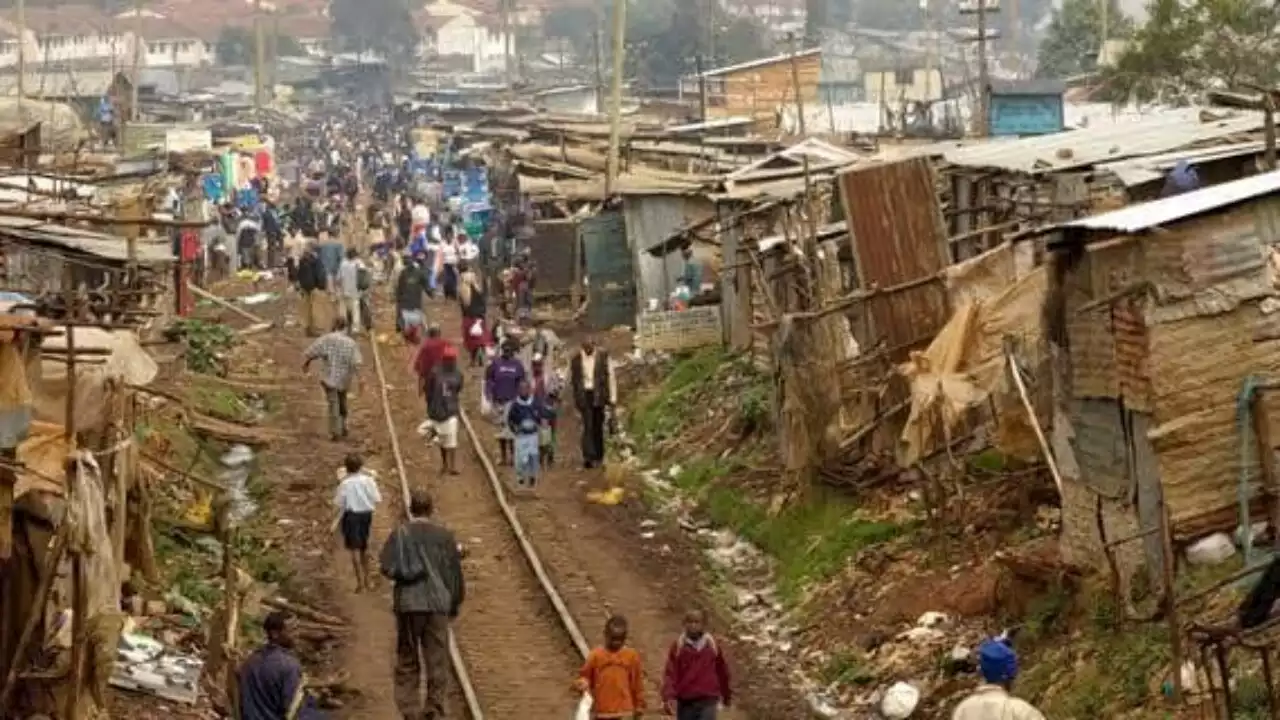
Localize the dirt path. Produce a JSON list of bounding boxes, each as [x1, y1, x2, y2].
[[363, 292, 585, 717], [255, 294, 407, 719]]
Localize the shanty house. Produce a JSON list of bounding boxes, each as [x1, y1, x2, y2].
[[1039, 170, 1280, 583], [678, 48, 822, 131]]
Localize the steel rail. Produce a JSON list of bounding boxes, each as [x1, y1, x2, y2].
[[366, 325, 591, 718]]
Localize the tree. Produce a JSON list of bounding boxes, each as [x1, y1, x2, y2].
[[1035, 0, 1130, 79], [330, 0, 418, 62], [215, 27, 310, 66], [1102, 0, 1280, 103]]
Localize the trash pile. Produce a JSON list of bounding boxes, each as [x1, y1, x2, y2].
[[636, 466, 849, 718], [110, 628, 204, 705]]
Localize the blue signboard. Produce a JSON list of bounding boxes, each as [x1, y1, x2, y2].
[[988, 94, 1065, 137], [442, 170, 462, 198]]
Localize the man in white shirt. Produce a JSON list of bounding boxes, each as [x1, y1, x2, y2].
[[952, 639, 1045, 720], [337, 248, 365, 334], [458, 234, 480, 264], [334, 453, 382, 592]]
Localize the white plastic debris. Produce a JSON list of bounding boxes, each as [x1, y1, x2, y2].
[[1187, 533, 1237, 566], [574, 692, 593, 720], [916, 611, 949, 628], [1236, 522, 1270, 548], [219, 444, 257, 525], [880, 682, 920, 719]]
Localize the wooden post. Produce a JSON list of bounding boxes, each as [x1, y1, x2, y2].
[[253, 0, 265, 113], [62, 265, 84, 720], [1160, 502, 1183, 703], [0, 528, 69, 715], [1250, 389, 1280, 551], [15, 0, 25, 111], [1264, 92, 1277, 172]]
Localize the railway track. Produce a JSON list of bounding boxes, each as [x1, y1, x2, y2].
[[365, 313, 591, 719]]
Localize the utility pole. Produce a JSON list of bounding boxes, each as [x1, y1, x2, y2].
[[696, 54, 707, 122], [253, 0, 265, 112], [593, 3, 604, 114], [130, 0, 142, 122], [959, 0, 996, 137], [501, 0, 512, 90], [1099, 0, 1109, 61], [15, 0, 24, 111], [604, 0, 626, 196]]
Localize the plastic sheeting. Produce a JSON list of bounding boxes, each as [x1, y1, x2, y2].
[[0, 98, 88, 151], [897, 243, 1047, 467], [32, 327, 158, 434]]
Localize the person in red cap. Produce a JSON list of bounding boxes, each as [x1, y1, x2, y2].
[[414, 323, 454, 403], [425, 344, 464, 474]]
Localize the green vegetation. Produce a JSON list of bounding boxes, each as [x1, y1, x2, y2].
[[1014, 582, 1172, 717], [147, 383, 289, 620], [628, 348, 771, 446], [820, 650, 875, 687], [672, 457, 907, 601], [167, 319, 237, 375]]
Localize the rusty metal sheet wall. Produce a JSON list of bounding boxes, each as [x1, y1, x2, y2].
[[1112, 297, 1152, 412], [527, 219, 577, 294], [837, 157, 949, 355]]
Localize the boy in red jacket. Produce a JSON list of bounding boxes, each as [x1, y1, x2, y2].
[[662, 609, 732, 719]]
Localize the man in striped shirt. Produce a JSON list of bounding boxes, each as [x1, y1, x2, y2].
[[303, 317, 362, 441]]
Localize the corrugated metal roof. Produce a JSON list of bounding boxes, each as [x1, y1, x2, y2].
[[1098, 141, 1267, 187], [942, 110, 1265, 173], [0, 215, 173, 262], [697, 48, 822, 78], [1052, 168, 1280, 236]]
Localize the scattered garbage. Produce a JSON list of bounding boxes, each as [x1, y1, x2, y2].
[[110, 631, 204, 705], [879, 681, 920, 719], [1187, 532, 1237, 565], [220, 444, 258, 525], [586, 487, 625, 505], [238, 292, 277, 306]]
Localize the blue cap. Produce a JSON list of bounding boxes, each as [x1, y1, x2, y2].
[[977, 639, 1018, 684]]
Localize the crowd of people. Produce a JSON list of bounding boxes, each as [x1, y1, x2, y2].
[[233, 108, 1045, 720]]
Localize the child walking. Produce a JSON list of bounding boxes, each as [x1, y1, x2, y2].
[[505, 379, 548, 491], [531, 354, 560, 468], [575, 615, 646, 720], [662, 609, 732, 720], [334, 453, 382, 593]]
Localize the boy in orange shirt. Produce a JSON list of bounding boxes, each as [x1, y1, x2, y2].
[[574, 615, 646, 719]]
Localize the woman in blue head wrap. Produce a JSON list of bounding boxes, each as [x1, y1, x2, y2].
[[951, 638, 1046, 719]]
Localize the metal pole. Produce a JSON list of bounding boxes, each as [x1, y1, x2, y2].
[[593, 1, 604, 113], [15, 0, 24, 111], [604, 0, 627, 196], [253, 0, 265, 112], [130, 0, 141, 122], [502, 0, 512, 89], [696, 54, 707, 122], [976, 0, 990, 136]]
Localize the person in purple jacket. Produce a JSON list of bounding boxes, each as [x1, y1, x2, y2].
[[484, 339, 526, 465]]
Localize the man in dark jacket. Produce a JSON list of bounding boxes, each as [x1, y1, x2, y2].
[[379, 488, 465, 720], [395, 255, 427, 335], [236, 611, 323, 719], [568, 338, 616, 469], [296, 245, 326, 336]]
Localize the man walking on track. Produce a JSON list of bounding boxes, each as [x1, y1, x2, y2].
[[334, 453, 381, 592], [569, 338, 617, 470], [379, 488, 466, 720], [425, 346, 464, 475], [295, 243, 326, 336], [303, 317, 362, 441]]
